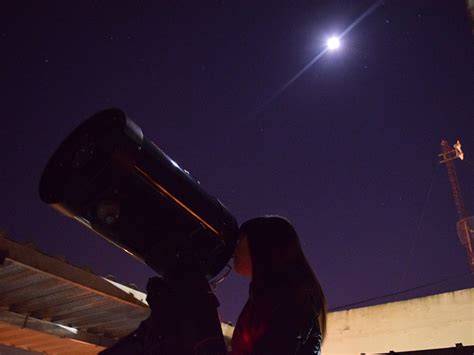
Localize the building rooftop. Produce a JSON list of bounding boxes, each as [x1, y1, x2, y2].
[[0, 234, 150, 354]]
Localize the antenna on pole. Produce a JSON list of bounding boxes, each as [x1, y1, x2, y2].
[[438, 139, 474, 272]]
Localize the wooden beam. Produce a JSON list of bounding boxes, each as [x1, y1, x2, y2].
[[0, 310, 116, 348]]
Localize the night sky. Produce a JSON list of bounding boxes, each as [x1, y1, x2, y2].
[[1, 1, 473, 324]]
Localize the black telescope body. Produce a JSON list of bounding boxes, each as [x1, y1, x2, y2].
[[39, 108, 238, 279]]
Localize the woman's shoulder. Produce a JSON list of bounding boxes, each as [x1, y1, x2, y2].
[[251, 271, 319, 308], [271, 281, 322, 322], [269, 281, 311, 308]]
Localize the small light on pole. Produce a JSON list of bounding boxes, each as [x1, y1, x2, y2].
[[327, 36, 340, 50]]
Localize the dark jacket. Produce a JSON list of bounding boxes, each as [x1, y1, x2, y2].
[[231, 278, 322, 355]]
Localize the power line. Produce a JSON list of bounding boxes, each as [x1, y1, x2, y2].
[[463, 158, 474, 172], [329, 271, 472, 312], [398, 162, 439, 291]]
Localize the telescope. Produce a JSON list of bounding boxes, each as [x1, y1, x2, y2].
[[39, 108, 238, 279]]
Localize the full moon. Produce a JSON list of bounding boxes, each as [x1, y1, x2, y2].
[[327, 36, 340, 50]]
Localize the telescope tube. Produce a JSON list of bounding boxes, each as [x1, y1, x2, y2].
[[39, 108, 238, 279]]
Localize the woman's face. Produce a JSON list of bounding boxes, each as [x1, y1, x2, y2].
[[233, 234, 252, 277]]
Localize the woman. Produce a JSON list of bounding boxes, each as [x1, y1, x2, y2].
[[231, 216, 327, 355]]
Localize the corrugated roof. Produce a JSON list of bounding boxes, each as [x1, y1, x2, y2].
[[0, 235, 150, 354]]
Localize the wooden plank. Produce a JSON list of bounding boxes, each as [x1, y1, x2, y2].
[[0, 310, 115, 348], [0, 237, 146, 308]]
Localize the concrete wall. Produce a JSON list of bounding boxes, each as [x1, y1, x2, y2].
[[322, 288, 474, 354]]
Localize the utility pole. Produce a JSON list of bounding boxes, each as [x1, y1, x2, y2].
[[439, 139, 474, 272]]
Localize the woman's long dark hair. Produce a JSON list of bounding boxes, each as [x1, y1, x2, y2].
[[239, 215, 327, 339]]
